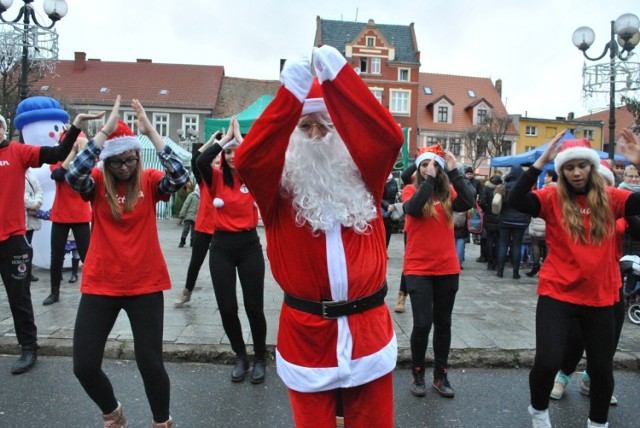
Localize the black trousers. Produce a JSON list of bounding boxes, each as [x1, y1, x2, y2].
[[73, 292, 170, 422], [209, 229, 267, 360], [529, 296, 615, 424], [0, 235, 37, 347], [50, 222, 90, 290], [184, 231, 212, 292]]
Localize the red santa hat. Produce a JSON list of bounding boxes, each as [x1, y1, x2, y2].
[[301, 78, 327, 116], [554, 138, 600, 174], [415, 144, 445, 169], [598, 159, 615, 186], [99, 121, 142, 161]]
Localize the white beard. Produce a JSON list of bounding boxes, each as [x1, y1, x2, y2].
[[281, 128, 377, 234]]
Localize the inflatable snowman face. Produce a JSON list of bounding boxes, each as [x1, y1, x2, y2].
[[22, 119, 67, 148]]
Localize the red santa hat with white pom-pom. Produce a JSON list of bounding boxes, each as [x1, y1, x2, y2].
[[554, 138, 600, 175]]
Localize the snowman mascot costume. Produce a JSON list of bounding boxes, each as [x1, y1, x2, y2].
[[14, 97, 69, 268]]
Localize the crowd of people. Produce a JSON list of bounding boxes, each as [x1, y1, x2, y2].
[[3, 44, 640, 427]]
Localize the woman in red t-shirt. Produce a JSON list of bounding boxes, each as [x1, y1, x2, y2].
[[196, 117, 267, 385], [401, 144, 474, 399], [43, 131, 91, 306], [509, 130, 640, 428], [66, 96, 188, 428]]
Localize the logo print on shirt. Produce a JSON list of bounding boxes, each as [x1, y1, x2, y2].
[[240, 184, 249, 194], [115, 191, 145, 204], [0, 160, 9, 166]]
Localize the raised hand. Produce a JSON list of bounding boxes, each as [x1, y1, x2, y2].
[[72, 111, 106, 128], [131, 98, 153, 136], [232, 116, 243, 144], [443, 150, 457, 171], [619, 129, 640, 167], [533, 129, 566, 169]]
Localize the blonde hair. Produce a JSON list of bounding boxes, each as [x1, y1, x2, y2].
[[414, 168, 453, 227], [103, 151, 143, 222], [556, 166, 613, 244]]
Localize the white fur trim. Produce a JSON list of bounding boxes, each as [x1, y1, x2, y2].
[[275, 334, 397, 392], [554, 147, 600, 174], [98, 136, 142, 160], [415, 152, 445, 169], [313, 45, 347, 82], [301, 98, 327, 115], [598, 165, 615, 186]]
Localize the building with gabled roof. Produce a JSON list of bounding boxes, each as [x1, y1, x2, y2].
[[575, 106, 635, 155], [32, 52, 226, 150], [315, 16, 421, 150]]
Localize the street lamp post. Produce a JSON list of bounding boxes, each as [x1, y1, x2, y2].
[[572, 13, 640, 160], [0, 0, 68, 101]]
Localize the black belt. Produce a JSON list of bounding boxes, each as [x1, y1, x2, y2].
[[284, 282, 387, 319]]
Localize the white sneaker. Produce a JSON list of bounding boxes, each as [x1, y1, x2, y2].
[[587, 418, 608, 427], [580, 371, 590, 396], [528, 405, 551, 428], [174, 289, 192, 307], [550, 371, 570, 400]]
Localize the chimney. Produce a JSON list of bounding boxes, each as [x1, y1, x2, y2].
[[137, 59, 152, 63], [74, 52, 86, 72], [495, 79, 502, 98], [280, 59, 286, 74], [567, 112, 574, 120]]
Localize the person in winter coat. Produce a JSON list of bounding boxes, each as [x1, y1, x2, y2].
[[496, 166, 532, 279], [381, 173, 399, 248], [479, 175, 502, 270], [25, 169, 43, 281], [178, 186, 200, 248]]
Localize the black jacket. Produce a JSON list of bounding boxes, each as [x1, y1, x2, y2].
[[499, 166, 531, 227], [479, 176, 502, 231]]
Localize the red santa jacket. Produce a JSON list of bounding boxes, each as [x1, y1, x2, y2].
[[236, 60, 404, 392]]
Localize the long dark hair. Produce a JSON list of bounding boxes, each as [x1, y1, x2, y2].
[[414, 165, 453, 226]]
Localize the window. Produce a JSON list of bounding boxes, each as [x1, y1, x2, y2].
[[366, 36, 375, 47], [360, 57, 368, 73], [477, 140, 487, 156], [40, 85, 49, 91], [525, 145, 537, 152], [160, 89, 169, 95], [153, 113, 169, 137], [371, 57, 381, 74], [427, 137, 438, 145], [124, 112, 138, 134], [477, 109, 488, 125], [424, 86, 432, 95], [437, 106, 449, 123], [183, 114, 199, 136], [467, 90, 476, 98], [451, 138, 461, 156], [370, 88, 383, 104], [525, 126, 538, 136], [399, 69, 409, 82], [390, 90, 410, 114], [501, 141, 512, 156], [584, 129, 595, 140], [99, 87, 109, 93]]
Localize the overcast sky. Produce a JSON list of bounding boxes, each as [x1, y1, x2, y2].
[[30, 0, 640, 119]]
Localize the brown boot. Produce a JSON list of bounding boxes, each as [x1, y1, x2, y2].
[[103, 402, 128, 428], [152, 416, 173, 427], [394, 291, 407, 313], [174, 289, 192, 307]]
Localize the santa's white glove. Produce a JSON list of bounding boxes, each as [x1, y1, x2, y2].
[[280, 56, 313, 103], [313, 45, 347, 82]]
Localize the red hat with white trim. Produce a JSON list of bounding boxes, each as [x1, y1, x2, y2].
[[554, 138, 600, 174], [99, 121, 142, 161], [301, 78, 327, 115], [415, 144, 445, 169]]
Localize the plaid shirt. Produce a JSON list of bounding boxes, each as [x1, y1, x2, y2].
[[65, 139, 189, 198]]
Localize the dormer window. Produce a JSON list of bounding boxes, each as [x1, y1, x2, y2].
[[477, 108, 488, 125], [437, 106, 449, 123], [366, 36, 375, 47], [399, 68, 409, 82]]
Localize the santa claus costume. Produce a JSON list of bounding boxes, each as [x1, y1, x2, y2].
[[236, 45, 403, 427]]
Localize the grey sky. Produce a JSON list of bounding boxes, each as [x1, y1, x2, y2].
[[36, 0, 640, 119]]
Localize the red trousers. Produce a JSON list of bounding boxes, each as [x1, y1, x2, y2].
[[288, 372, 393, 428]]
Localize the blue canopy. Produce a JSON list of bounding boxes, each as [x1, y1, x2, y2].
[[490, 131, 628, 168]]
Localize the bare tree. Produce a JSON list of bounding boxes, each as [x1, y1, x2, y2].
[[459, 126, 483, 171], [477, 113, 514, 159], [623, 95, 640, 133]]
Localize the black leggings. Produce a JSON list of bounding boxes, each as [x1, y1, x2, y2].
[[50, 222, 90, 289], [209, 229, 267, 360], [184, 231, 213, 292], [406, 274, 459, 369], [529, 296, 615, 424], [73, 292, 170, 422]]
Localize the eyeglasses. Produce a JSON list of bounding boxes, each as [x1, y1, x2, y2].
[[297, 121, 334, 135], [625, 174, 640, 180], [107, 157, 139, 168]]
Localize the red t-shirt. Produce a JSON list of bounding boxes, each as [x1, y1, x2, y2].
[[402, 184, 460, 276], [533, 185, 630, 306], [49, 163, 91, 223], [80, 168, 172, 296], [194, 182, 215, 234], [204, 168, 257, 232], [0, 142, 41, 241]]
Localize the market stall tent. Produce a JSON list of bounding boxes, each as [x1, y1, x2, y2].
[[205, 95, 274, 137]]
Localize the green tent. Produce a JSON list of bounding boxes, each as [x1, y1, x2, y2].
[[205, 95, 274, 138]]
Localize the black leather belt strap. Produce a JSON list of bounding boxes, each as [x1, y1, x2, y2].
[[284, 282, 388, 319]]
